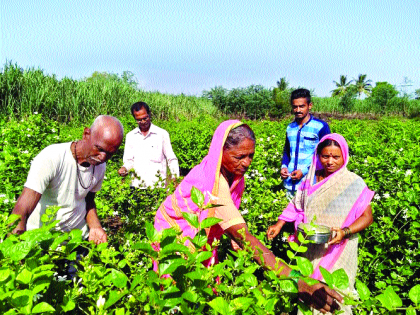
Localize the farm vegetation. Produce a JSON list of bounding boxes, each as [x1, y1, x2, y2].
[[0, 63, 419, 314]]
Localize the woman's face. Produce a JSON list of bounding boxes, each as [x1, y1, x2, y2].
[[222, 138, 255, 178], [319, 144, 344, 176]]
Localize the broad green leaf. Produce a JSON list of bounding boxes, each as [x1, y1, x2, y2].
[[208, 297, 230, 315], [32, 302, 55, 313], [295, 256, 313, 277], [332, 268, 349, 290], [376, 286, 403, 311], [200, 217, 222, 229], [106, 269, 128, 289], [409, 284, 420, 305], [145, 221, 159, 242], [406, 307, 417, 315], [0, 267, 11, 282], [297, 301, 312, 315], [289, 241, 307, 253], [195, 251, 213, 263], [132, 242, 158, 259], [192, 229, 208, 248], [11, 289, 32, 308], [7, 241, 34, 261], [236, 273, 258, 287], [104, 290, 127, 310], [319, 267, 333, 287], [231, 297, 254, 311], [191, 186, 204, 208], [161, 243, 190, 255], [60, 297, 76, 312], [16, 268, 33, 285], [182, 291, 199, 303], [158, 258, 185, 275], [69, 229, 82, 241], [286, 250, 295, 260], [130, 274, 144, 290], [279, 279, 298, 293], [118, 259, 127, 269], [6, 214, 21, 225], [355, 279, 371, 301], [182, 212, 199, 229]]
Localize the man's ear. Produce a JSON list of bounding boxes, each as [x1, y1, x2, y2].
[[82, 127, 91, 140], [309, 102, 313, 110]]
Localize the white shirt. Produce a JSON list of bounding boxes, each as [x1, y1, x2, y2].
[[122, 123, 179, 188], [25, 142, 106, 239]]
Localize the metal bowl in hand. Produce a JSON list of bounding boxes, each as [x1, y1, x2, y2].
[[297, 223, 332, 244]]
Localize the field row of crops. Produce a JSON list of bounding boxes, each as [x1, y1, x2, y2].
[[0, 114, 419, 314]]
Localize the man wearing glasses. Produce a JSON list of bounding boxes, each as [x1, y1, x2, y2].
[[118, 101, 179, 188]]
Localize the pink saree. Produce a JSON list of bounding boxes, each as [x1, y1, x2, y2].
[[154, 120, 245, 267], [279, 133, 374, 283]]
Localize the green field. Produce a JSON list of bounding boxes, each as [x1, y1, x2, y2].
[[1, 113, 419, 314]]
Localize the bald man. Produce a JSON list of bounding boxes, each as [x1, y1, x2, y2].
[[12, 115, 124, 244]]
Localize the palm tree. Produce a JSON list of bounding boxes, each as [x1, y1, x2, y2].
[[276, 77, 289, 91], [353, 74, 372, 98], [331, 75, 353, 97]]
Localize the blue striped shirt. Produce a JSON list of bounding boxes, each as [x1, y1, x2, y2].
[[281, 115, 330, 192]]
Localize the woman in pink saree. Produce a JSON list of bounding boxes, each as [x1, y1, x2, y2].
[[267, 133, 374, 314], [154, 120, 343, 313]]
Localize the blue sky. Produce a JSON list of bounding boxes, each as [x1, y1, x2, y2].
[[2, 0, 419, 97]]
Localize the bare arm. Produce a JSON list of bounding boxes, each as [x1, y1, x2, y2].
[[85, 192, 107, 244], [329, 204, 373, 245], [226, 223, 343, 313], [267, 219, 286, 240], [11, 187, 42, 234]]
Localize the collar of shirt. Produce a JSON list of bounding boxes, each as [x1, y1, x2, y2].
[[134, 123, 158, 139], [291, 114, 313, 129]]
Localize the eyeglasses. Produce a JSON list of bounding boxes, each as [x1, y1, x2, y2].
[[136, 115, 150, 123]]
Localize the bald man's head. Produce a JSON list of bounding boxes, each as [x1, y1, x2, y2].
[[80, 115, 124, 166]]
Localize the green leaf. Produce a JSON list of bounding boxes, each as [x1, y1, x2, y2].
[[182, 291, 199, 303], [230, 297, 254, 311], [192, 229, 208, 248], [160, 243, 190, 256], [106, 269, 128, 289], [406, 307, 417, 315], [6, 214, 21, 226], [132, 242, 158, 259], [409, 284, 420, 305], [191, 186, 204, 208], [195, 251, 213, 263], [319, 267, 333, 287], [60, 297, 76, 312], [355, 279, 371, 301], [279, 279, 298, 293], [332, 268, 349, 290], [16, 268, 33, 285], [0, 267, 11, 282], [104, 290, 127, 310], [295, 256, 313, 277], [208, 297, 230, 315], [200, 217, 222, 229], [145, 221, 159, 242], [182, 212, 199, 229], [32, 302, 55, 313], [7, 240, 34, 261], [376, 286, 403, 311], [158, 258, 185, 275], [11, 289, 32, 308]]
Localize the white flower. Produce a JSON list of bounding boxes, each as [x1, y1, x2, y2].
[[241, 209, 249, 215], [405, 169, 412, 176], [125, 240, 130, 246], [399, 148, 403, 152], [364, 159, 368, 164], [51, 128, 56, 133], [383, 193, 390, 199], [22, 150, 29, 154], [27, 134, 31, 137], [267, 137, 271, 141], [113, 211, 119, 216], [0, 194, 6, 198], [282, 236, 288, 242], [97, 295, 106, 308], [33, 111, 38, 114], [374, 195, 381, 200], [33, 293, 43, 302], [57, 275, 67, 282], [243, 198, 248, 204], [259, 138, 263, 142], [258, 214, 263, 219], [4, 199, 9, 204]]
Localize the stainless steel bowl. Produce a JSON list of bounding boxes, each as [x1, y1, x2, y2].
[[297, 223, 331, 244]]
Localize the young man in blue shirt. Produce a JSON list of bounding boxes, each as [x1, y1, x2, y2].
[[281, 89, 331, 198]]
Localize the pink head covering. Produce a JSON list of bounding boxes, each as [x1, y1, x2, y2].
[[314, 133, 349, 171]]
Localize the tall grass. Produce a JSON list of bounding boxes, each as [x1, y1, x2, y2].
[[0, 62, 219, 122]]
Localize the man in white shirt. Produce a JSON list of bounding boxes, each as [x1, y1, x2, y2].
[[118, 102, 179, 188], [12, 115, 124, 244]]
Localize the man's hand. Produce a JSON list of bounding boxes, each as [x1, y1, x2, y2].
[[266, 220, 285, 240], [298, 281, 343, 314], [118, 166, 128, 177], [290, 169, 304, 181], [88, 227, 107, 244], [280, 167, 290, 179]]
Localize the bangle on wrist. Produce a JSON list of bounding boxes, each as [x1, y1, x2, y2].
[[289, 269, 303, 283], [343, 227, 351, 237]]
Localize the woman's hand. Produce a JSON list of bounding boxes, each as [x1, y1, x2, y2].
[[266, 220, 285, 240], [328, 227, 346, 245]]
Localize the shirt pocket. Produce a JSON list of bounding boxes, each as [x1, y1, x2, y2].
[[148, 143, 163, 163], [302, 133, 318, 151]]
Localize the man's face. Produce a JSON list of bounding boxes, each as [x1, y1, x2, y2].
[[83, 130, 121, 166], [291, 97, 312, 121], [133, 108, 151, 132]]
